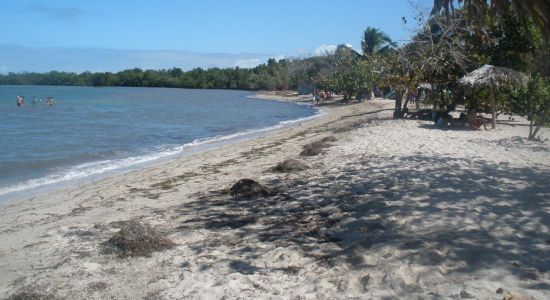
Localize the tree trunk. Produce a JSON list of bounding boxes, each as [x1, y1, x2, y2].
[[530, 102, 550, 140], [468, 108, 477, 128], [528, 111, 534, 139], [393, 88, 409, 119], [490, 87, 496, 129], [403, 96, 410, 109], [393, 92, 403, 119]]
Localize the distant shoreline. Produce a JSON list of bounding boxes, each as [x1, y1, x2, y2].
[[0, 58, 298, 91]]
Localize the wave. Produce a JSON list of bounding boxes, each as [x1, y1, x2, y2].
[[0, 109, 324, 200], [246, 94, 314, 106]]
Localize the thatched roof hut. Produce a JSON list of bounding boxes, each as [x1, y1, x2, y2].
[[459, 65, 528, 90], [459, 65, 528, 129]]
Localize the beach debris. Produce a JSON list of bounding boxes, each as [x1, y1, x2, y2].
[[6, 292, 55, 300], [229, 179, 270, 198], [6, 292, 57, 300], [270, 158, 309, 173], [496, 288, 504, 294], [300, 141, 326, 156], [319, 136, 337, 143], [300, 136, 337, 156], [7, 292, 55, 300], [87, 281, 108, 292], [281, 265, 301, 275], [104, 220, 175, 257]]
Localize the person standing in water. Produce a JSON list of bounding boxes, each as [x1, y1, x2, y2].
[[16, 96, 25, 106], [46, 97, 55, 106], [32, 96, 41, 106]]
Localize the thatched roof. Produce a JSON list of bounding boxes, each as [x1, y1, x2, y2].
[[459, 65, 529, 90]]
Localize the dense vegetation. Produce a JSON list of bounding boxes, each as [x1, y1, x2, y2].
[[0, 59, 296, 91]]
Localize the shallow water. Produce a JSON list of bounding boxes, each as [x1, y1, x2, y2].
[[0, 86, 316, 199]]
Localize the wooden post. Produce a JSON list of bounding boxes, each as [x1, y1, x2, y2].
[[490, 86, 496, 129], [468, 108, 476, 128]]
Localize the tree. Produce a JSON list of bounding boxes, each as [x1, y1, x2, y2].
[[482, 13, 540, 72], [317, 45, 364, 99], [378, 9, 469, 119], [431, 0, 549, 39], [431, 0, 550, 76], [361, 27, 397, 57], [371, 48, 420, 118], [510, 75, 550, 139], [408, 11, 470, 109]]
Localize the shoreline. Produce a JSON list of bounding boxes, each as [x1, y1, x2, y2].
[[0, 92, 320, 204], [1, 95, 549, 299]]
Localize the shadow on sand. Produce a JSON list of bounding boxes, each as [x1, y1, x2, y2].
[[176, 153, 550, 284]]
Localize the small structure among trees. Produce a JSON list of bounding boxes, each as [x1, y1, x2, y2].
[[459, 65, 529, 129]]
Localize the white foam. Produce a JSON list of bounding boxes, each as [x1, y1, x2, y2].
[[0, 108, 324, 200]]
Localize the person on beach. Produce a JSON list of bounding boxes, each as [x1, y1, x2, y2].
[[434, 104, 452, 127], [313, 90, 321, 104], [411, 91, 419, 106], [325, 90, 332, 101], [313, 89, 318, 103]]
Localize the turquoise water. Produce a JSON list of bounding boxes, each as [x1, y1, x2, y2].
[[0, 86, 317, 200]]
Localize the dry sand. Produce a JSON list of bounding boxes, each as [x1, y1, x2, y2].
[[0, 94, 549, 299]]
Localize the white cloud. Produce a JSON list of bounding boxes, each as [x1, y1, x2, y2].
[[314, 45, 337, 56]]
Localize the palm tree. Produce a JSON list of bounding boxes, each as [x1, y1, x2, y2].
[[361, 27, 397, 57]]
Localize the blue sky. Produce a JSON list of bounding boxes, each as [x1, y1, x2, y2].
[[0, 0, 433, 73]]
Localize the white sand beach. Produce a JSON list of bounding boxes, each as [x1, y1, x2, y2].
[[1, 95, 549, 299]]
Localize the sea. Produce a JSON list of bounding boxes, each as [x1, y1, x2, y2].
[[0, 85, 319, 201]]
